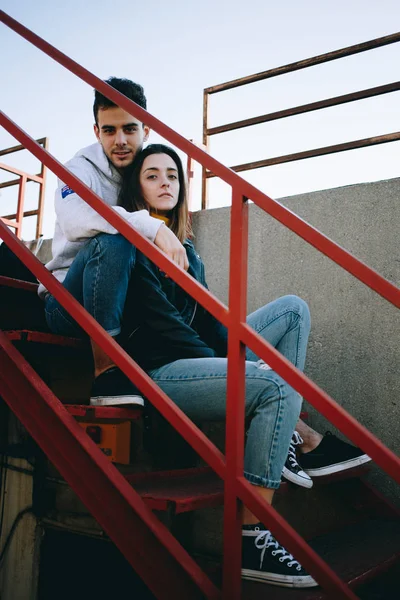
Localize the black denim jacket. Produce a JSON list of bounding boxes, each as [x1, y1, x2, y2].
[[124, 239, 228, 371]]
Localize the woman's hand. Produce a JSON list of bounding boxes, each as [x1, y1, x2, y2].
[[154, 224, 189, 271]]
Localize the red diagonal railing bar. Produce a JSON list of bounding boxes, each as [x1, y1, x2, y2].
[[1, 10, 399, 309], [240, 324, 400, 484], [0, 333, 220, 600], [223, 191, 249, 600], [0, 230, 363, 600]]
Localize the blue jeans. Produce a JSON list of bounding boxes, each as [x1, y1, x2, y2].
[[45, 233, 136, 337], [149, 296, 310, 489], [44, 233, 311, 489]]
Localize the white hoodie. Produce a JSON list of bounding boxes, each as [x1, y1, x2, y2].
[[38, 143, 163, 298]]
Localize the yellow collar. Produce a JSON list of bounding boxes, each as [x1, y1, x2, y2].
[[149, 209, 171, 227]]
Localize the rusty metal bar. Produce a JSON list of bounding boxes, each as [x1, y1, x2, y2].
[[36, 136, 48, 238], [0, 161, 43, 183], [0, 137, 46, 157], [0, 217, 17, 229], [0, 177, 21, 189], [207, 81, 400, 136], [223, 190, 248, 600], [201, 89, 210, 209], [205, 32, 400, 94], [206, 131, 400, 176], [15, 174, 26, 238], [2, 209, 39, 220]]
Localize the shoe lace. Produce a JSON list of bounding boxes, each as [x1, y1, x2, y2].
[[254, 529, 302, 571], [287, 431, 303, 467]]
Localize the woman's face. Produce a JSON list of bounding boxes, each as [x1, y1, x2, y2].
[[139, 153, 180, 215]]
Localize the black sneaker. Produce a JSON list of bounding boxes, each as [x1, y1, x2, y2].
[[301, 432, 371, 477], [242, 524, 317, 588], [282, 432, 313, 489], [90, 367, 144, 407]]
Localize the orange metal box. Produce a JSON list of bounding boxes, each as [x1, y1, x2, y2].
[[79, 420, 131, 464]]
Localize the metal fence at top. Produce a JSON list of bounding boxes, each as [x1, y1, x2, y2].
[[0, 137, 48, 239], [202, 33, 400, 209]]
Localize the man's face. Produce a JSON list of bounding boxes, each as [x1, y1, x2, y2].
[[94, 106, 150, 169]]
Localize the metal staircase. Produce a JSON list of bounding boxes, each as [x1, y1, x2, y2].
[[1, 10, 399, 599]]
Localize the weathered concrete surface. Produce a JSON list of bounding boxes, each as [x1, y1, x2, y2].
[[192, 177, 400, 506], [0, 458, 41, 600]]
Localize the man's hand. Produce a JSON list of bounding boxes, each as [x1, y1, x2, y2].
[[154, 224, 189, 271]]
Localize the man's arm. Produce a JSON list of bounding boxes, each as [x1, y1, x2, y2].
[[55, 165, 188, 269]]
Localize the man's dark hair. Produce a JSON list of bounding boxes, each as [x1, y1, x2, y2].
[[93, 77, 147, 124]]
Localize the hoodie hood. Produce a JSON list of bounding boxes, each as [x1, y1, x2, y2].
[[72, 143, 121, 184]]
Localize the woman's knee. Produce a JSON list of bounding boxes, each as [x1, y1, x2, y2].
[[280, 294, 310, 328]]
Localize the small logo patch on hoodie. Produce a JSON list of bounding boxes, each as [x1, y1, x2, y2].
[[61, 185, 74, 199]]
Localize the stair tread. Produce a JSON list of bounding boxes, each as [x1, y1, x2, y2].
[[125, 467, 224, 513], [0, 275, 38, 291], [242, 518, 400, 598], [65, 403, 142, 421], [5, 329, 83, 347]]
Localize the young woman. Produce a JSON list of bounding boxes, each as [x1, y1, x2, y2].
[[118, 143, 318, 589]]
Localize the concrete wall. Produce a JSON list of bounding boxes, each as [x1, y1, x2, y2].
[[191, 177, 400, 504]]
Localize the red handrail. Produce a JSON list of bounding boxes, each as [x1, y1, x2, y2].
[[1, 10, 399, 600]]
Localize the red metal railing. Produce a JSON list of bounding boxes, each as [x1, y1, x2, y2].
[[0, 137, 48, 238], [1, 10, 399, 600]]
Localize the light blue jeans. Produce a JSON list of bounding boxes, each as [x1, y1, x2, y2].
[[148, 296, 310, 489], [44, 233, 311, 489]]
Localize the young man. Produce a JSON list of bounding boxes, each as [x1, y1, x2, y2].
[[39, 76, 370, 480], [39, 77, 188, 407]]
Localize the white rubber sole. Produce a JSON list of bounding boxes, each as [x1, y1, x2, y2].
[[242, 569, 318, 588], [304, 453, 371, 477], [282, 466, 313, 489], [90, 395, 144, 407]]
